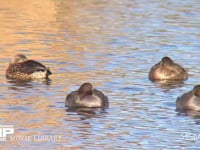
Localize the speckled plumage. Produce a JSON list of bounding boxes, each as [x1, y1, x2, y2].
[[6, 54, 52, 80]]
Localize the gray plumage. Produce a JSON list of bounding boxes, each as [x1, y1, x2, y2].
[[66, 83, 109, 108]]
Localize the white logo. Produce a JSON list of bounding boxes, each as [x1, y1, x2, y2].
[[0, 125, 14, 141]]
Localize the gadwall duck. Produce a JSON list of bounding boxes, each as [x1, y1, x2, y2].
[[6, 54, 52, 80]]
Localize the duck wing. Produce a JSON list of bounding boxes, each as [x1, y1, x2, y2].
[[93, 89, 109, 108], [167, 63, 188, 79], [13, 60, 47, 74]]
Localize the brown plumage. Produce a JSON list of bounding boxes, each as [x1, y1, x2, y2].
[[176, 85, 200, 111], [6, 54, 52, 80], [65, 83, 109, 108], [149, 57, 188, 81]]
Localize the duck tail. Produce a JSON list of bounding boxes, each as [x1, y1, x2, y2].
[[46, 68, 52, 75]]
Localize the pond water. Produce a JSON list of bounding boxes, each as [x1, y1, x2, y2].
[[0, 0, 200, 149]]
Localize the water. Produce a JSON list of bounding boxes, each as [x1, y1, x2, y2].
[[0, 0, 200, 149]]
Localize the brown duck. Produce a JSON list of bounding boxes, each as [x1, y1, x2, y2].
[[176, 85, 200, 111], [149, 57, 188, 81], [6, 54, 52, 80]]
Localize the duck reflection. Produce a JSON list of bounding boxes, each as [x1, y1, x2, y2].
[[7, 78, 51, 90], [153, 80, 185, 91], [66, 107, 107, 120], [176, 110, 200, 125]]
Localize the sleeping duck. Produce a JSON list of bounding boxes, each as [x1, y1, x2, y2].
[[65, 83, 109, 108], [149, 57, 188, 81], [6, 54, 52, 80], [176, 85, 200, 111]]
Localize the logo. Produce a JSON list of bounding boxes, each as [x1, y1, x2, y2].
[[0, 125, 14, 141]]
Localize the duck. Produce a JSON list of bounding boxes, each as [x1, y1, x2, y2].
[[176, 85, 200, 111], [65, 83, 109, 108], [148, 57, 188, 81], [6, 54, 52, 80]]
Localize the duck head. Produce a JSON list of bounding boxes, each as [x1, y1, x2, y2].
[[78, 83, 93, 100], [160, 57, 174, 66], [12, 54, 27, 64], [193, 85, 200, 97]]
